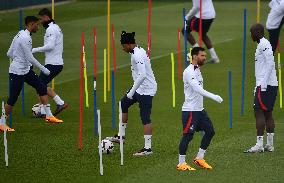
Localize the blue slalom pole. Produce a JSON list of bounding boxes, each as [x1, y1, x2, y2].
[[94, 76, 98, 136], [19, 9, 25, 116], [111, 70, 115, 129], [229, 71, 233, 129], [183, 8, 188, 67], [241, 9, 247, 116]]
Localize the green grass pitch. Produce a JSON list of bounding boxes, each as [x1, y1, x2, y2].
[[0, 1, 283, 182]]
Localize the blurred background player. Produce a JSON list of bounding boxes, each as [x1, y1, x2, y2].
[[244, 24, 278, 153], [177, 47, 223, 171], [182, 0, 219, 63], [1, 16, 63, 132], [107, 31, 157, 156], [266, 0, 284, 54], [32, 8, 68, 117]]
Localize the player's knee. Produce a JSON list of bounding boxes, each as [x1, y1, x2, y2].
[[37, 86, 47, 96], [7, 98, 16, 107], [206, 129, 215, 138], [141, 116, 151, 125]]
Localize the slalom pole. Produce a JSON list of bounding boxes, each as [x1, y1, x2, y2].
[[112, 24, 117, 73], [111, 70, 115, 128], [241, 9, 247, 116], [83, 44, 89, 108], [147, 0, 152, 57], [183, 8, 188, 67], [199, 0, 203, 47], [119, 101, 123, 166], [107, 0, 111, 92], [278, 53, 283, 108], [104, 49, 107, 103], [2, 101, 8, 167], [98, 109, 103, 175], [257, 0, 260, 23], [228, 71, 233, 129], [171, 53, 176, 108], [93, 27, 98, 136], [177, 28, 182, 80]]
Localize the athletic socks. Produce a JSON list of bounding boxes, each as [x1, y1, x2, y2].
[[144, 135, 152, 149], [257, 136, 264, 147], [118, 122, 127, 137], [40, 104, 46, 115], [179, 154, 186, 165], [196, 148, 206, 160], [43, 104, 53, 117], [267, 133, 274, 146], [209, 48, 218, 59], [53, 95, 64, 105]]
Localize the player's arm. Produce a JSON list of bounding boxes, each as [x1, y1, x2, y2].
[[186, 73, 223, 103], [20, 38, 50, 75], [127, 54, 147, 99], [7, 38, 15, 59], [185, 0, 199, 20], [32, 29, 56, 53], [260, 44, 275, 91]]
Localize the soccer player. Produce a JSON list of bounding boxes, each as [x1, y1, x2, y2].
[[266, 0, 284, 54], [244, 24, 278, 153], [32, 8, 67, 117], [176, 47, 223, 171], [183, 0, 219, 63], [106, 31, 157, 156], [0, 16, 63, 132]]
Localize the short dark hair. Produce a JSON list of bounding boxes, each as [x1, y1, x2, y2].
[[38, 8, 52, 18], [191, 47, 205, 57], [120, 31, 136, 44], [25, 16, 39, 25]]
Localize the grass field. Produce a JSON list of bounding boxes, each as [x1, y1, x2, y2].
[[0, 1, 284, 182]]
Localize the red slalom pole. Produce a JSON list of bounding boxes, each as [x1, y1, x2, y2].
[[199, 0, 203, 47], [78, 32, 84, 150], [177, 28, 182, 80], [94, 28, 97, 77], [147, 0, 152, 58], [112, 24, 117, 73]]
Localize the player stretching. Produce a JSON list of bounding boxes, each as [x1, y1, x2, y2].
[[183, 0, 219, 63], [0, 16, 63, 132], [107, 31, 157, 156], [32, 8, 68, 117], [177, 47, 223, 171], [266, 0, 284, 54], [244, 24, 278, 153]]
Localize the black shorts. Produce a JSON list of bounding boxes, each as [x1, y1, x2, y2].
[[39, 64, 63, 85], [182, 110, 214, 134], [183, 17, 214, 36], [121, 92, 153, 125], [254, 85, 278, 112], [7, 70, 47, 106]]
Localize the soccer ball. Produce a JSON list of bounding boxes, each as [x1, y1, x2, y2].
[[100, 139, 114, 154], [32, 104, 41, 117]]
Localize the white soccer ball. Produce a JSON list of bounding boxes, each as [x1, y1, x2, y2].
[[100, 139, 114, 154], [32, 103, 41, 117]]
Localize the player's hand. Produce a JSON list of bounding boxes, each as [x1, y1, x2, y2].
[[126, 93, 133, 100], [32, 48, 38, 54], [260, 85, 267, 92], [214, 95, 223, 103], [41, 67, 50, 76]]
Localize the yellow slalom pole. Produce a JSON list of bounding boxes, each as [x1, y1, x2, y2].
[[189, 48, 192, 64], [171, 53, 176, 108], [278, 53, 283, 108], [51, 0, 55, 90], [104, 48, 107, 103], [83, 46, 89, 108], [257, 0, 260, 23], [107, 0, 111, 92]]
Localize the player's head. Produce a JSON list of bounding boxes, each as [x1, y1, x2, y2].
[[120, 31, 136, 53], [191, 47, 206, 66], [25, 16, 39, 33], [250, 23, 264, 42], [38, 8, 52, 28]]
